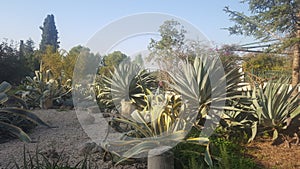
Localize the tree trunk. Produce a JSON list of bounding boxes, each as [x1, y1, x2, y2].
[[292, 11, 300, 91]]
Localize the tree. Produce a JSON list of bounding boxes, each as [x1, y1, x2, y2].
[[63, 46, 82, 80], [132, 54, 144, 67], [70, 46, 102, 79], [243, 53, 289, 72], [39, 14, 59, 52], [148, 20, 187, 69], [98, 51, 129, 77], [224, 0, 300, 86], [20, 39, 39, 76], [217, 44, 242, 72], [63, 45, 101, 79], [41, 46, 63, 79], [0, 40, 26, 84]]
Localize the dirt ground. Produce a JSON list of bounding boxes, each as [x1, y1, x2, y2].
[[0, 109, 146, 169], [246, 139, 300, 169]]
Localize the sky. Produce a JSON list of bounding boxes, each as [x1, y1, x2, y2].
[[0, 1, 253, 55]]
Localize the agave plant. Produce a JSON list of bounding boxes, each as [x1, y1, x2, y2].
[[0, 81, 50, 142], [100, 56, 247, 167], [169, 56, 246, 129], [20, 68, 72, 109], [98, 62, 156, 113], [101, 90, 213, 167], [249, 78, 300, 141]]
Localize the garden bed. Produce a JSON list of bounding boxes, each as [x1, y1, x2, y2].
[[1, 109, 299, 169]]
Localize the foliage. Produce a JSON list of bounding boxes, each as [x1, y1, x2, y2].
[[98, 51, 129, 78], [73, 47, 102, 78], [224, 1, 299, 40], [62, 45, 100, 80], [173, 137, 258, 169], [243, 53, 290, 73], [98, 61, 156, 111], [8, 145, 96, 169], [39, 14, 59, 52], [132, 54, 144, 67], [169, 56, 245, 126], [0, 40, 28, 84], [101, 90, 212, 167], [147, 20, 194, 83], [99, 53, 251, 167], [211, 138, 257, 169], [148, 19, 187, 61], [219, 98, 256, 142], [217, 44, 242, 73], [0, 81, 50, 142], [249, 78, 300, 142], [21, 39, 40, 76], [41, 46, 64, 79], [224, 0, 300, 85], [20, 68, 72, 109]]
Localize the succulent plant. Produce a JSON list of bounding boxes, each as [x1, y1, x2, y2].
[[0, 81, 50, 142], [249, 78, 300, 141], [102, 90, 213, 167], [169, 56, 246, 128], [20, 67, 72, 109], [98, 62, 156, 113]]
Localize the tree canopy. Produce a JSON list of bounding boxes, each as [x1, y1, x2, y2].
[[224, 0, 300, 86], [98, 51, 129, 77], [39, 14, 60, 52], [0, 40, 29, 84]]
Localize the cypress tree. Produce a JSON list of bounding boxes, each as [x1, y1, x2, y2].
[[39, 14, 59, 52]]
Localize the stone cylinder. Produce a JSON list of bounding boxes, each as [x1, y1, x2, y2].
[[148, 146, 174, 169]]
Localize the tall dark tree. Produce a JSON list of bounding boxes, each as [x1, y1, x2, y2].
[[19, 39, 38, 75], [39, 14, 59, 52], [0, 40, 25, 84], [224, 0, 300, 86]]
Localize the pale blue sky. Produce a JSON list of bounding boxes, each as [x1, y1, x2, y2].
[[0, 1, 252, 52]]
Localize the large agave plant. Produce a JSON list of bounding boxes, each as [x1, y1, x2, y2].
[[0, 81, 50, 142], [102, 90, 213, 167], [21, 68, 72, 109], [98, 62, 156, 112], [250, 78, 300, 141], [169, 56, 246, 128]]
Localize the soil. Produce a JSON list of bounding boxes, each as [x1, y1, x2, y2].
[[246, 139, 300, 169], [0, 109, 147, 169]]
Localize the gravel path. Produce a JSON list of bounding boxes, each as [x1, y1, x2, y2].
[[0, 109, 146, 169]]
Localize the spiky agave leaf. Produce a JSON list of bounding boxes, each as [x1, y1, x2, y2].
[[0, 121, 31, 142], [0, 81, 51, 142], [169, 56, 245, 121], [99, 62, 155, 110], [0, 81, 12, 93], [0, 108, 51, 128], [250, 78, 300, 141]]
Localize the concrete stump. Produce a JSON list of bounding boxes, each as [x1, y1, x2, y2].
[[148, 146, 174, 169]]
